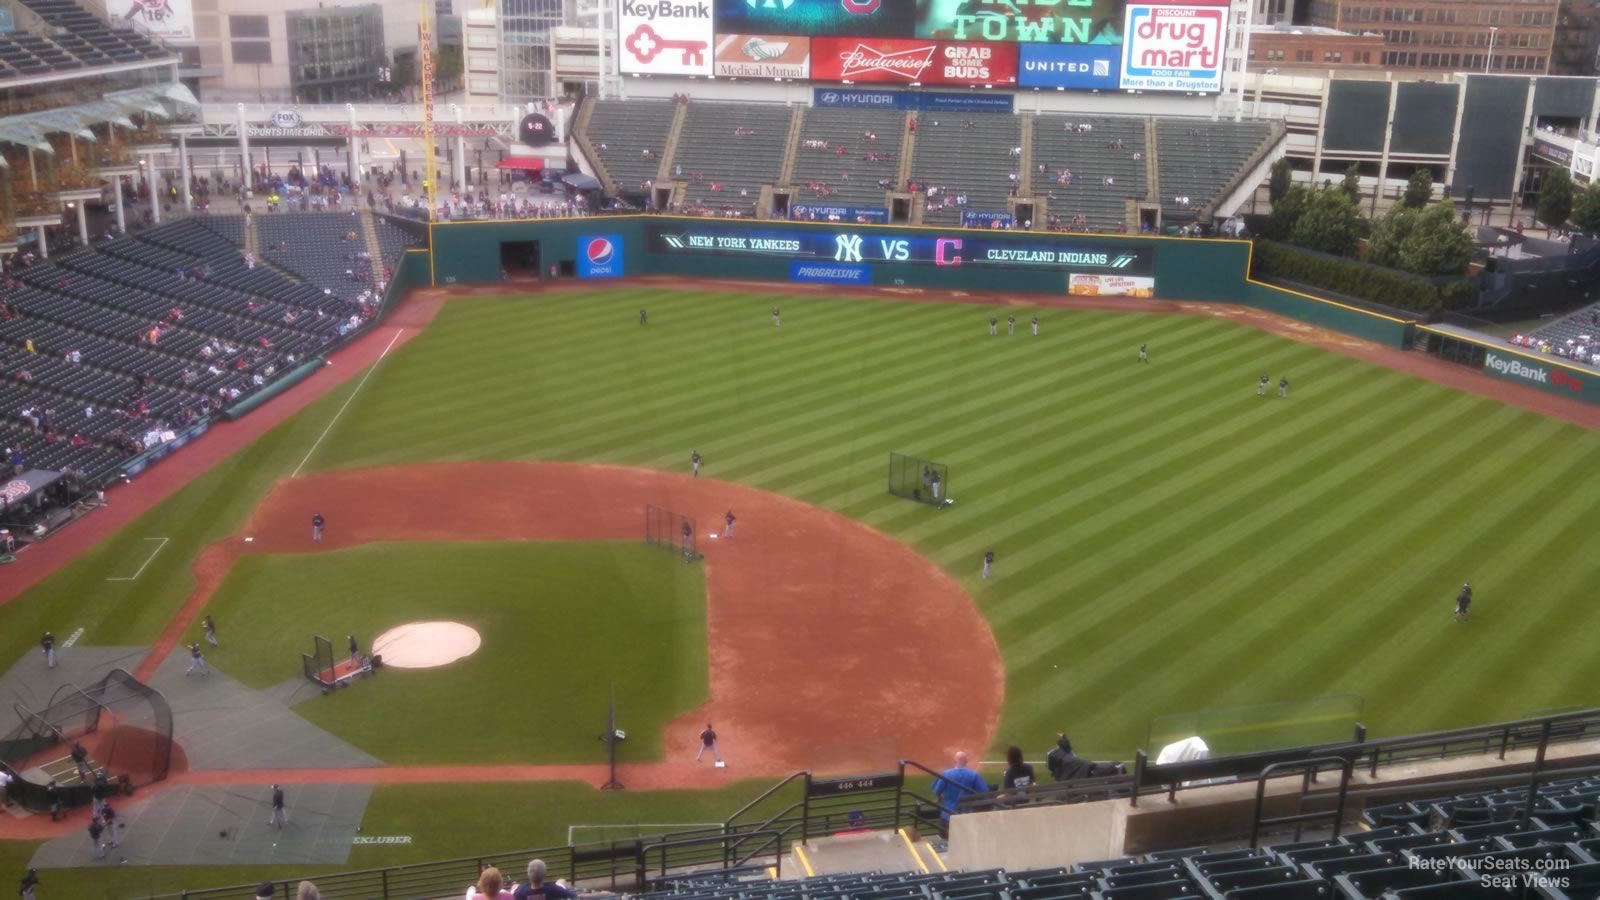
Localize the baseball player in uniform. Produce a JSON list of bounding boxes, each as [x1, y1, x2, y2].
[[87, 816, 106, 858], [724, 510, 735, 539], [312, 512, 325, 542], [40, 631, 54, 668], [203, 615, 218, 647], [91, 772, 109, 816], [1138, 343, 1148, 363], [270, 784, 288, 827], [989, 317, 998, 336], [691, 451, 701, 478], [1279, 376, 1289, 398], [1456, 582, 1472, 622], [46, 780, 59, 821], [186, 642, 208, 676], [1031, 317, 1039, 336], [772, 307, 780, 329], [1258, 375, 1269, 396], [639, 308, 647, 326], [348, 634, 360, 664], [69, 742, 91, 782], [983, 549, 994, 579], [697, 724, 722, 763], [18, 869, 38, 899], [102, 805, 121, 848], [681, 522, 693, 561], [1007, 316, 1016, 336], [930, 470, 942, 501]]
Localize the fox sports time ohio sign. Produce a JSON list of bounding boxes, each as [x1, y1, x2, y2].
[[1119, 0, 1229, 93]]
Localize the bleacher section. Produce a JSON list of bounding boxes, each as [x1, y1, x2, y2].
[[1031, 115, 1145, 232], [909, 114, 1022, 226], [1156, 120, 1274, 224], [584, 99, 678, 196], [0, 215, 406, 482], [675, 102, 791, 214], [0, 0, 168, 76], [254, 212, 377, 303], [790, 107, 906, 210]]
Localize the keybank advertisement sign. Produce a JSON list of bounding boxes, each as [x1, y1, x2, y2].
[[620, 0, 714, 75], [649, 222, 1153, 274], [1483, 352, 1587, 396], [578, 234, 625, 278], [1119, 0, 1228, 93], [1018, 43, 1121, 90]]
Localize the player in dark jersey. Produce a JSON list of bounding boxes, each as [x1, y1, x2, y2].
[[1279, 376, 1290, 398], [989, 317, 998, 336], [639, 308, 647, 325], [1456, 582, 1472, 622], [312, 512, 325, 542], [982, 549, 994, 579], [1258, 374, 1270, 396]]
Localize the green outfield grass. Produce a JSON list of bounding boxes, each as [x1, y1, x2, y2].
[[6, 286, 1600, 893], [199, 542, 707, 763]]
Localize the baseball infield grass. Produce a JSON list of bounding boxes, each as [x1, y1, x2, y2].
[[198, 542, 707, 763], [5, 286, 1600, 892]]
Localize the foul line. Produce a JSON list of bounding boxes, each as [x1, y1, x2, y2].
[[291, 329, 404, 479], [105, 537, 170, 582]]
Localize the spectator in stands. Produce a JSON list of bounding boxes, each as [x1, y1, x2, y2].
[[255, 884, 275, 900], [932, 751, 988, 821], [514, 859, 577, 900], [297, 881, 321, 900], [470, 865, 515, 898], [1002, 745, 1035, 793], [1045, 733, 1088, 782]]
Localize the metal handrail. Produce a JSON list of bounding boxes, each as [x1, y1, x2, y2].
[[1248, 756, 1352, 849], [638, 830, 783, 888]]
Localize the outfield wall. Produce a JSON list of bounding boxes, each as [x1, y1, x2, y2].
[[1418, 325, 1599, 406], [426, 217, 1410, 348]]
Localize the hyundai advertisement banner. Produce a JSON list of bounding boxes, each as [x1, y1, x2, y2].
[[790, 204, 890, 223], [578, 234, 625, 278], [1018, 43, 1121, 90], [915, 0, 1124, 44], [714, 34, 811, 77], [713, 0, 915, 37], [812, 87, 1014, 112], [649, 222, 1152, 274], [1118, 0, 1228, 93], [620, 0, 714, 75], [811, 37, 1016, 85]]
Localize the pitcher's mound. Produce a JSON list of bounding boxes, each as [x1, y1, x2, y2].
[[372, 621, 481, 669]]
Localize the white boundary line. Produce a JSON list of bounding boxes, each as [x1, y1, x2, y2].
[[566, 823, 723, 846], [105, 537, 170, 582], [291, 329, 405, 479]]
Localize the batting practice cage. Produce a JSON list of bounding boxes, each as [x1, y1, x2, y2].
[[645, 504, 699, 561], [0, 667, 175, 812], [888, 452, 950, 506], [302, 634, 338, 686]]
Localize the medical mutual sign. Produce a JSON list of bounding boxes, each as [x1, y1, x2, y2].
[[1119, 0, 1228, 93]]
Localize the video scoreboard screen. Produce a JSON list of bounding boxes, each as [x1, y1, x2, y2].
[[648, 222, 1154, 275]]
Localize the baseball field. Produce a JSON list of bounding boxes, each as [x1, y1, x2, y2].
[[4, 283, 1600, 896]]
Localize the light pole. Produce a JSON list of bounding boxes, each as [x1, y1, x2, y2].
[[1485, 26, 1498, 74]]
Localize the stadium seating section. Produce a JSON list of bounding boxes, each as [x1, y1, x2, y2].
[[581, 102, 1278, 231], [0, 0, 167, 76], [1156, 120, 1275, 225], [0, 214, 418, 481]]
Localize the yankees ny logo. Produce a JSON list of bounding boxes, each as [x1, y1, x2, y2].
[[834, 234, 863, 262]]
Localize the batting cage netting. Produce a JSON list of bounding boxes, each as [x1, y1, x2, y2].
[[645, 504, 699, 561], [0, 667, 174, 812], [303, 634, 337, 686], [888, 452, 950, 506]]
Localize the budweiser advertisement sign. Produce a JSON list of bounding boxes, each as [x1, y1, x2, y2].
[[714, 34, 811, 78], [811, 37, 1017, 85]]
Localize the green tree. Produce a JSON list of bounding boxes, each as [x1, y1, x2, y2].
[[1267, 183, 1310, 239], [1341, 163, 1362, 202], [1366, 204, 1418, 268], [1538, 167, 1574, 230], [1571, 182, 1600, 233], [1402, 168, 1434, 209], [1397, 201, 1474, 276], [1268, 157, 1293, 203], [1291, 187, 1360, 256]]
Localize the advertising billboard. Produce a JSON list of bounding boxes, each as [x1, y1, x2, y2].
[[578, 234, 625, 278], [915, 0, 1123, 43], [1118, 0, 1228, 93], [812, 87, 1013, 111], [1069, 273, 1155, 296], [620, 0, 714, 75], [713, 0, 915, 36], [714, 34, 812, 77], [649, 222, 1153, 275], [109, 0, 194, 41], [811, 37, 1016, 85], [1018, 43, 1121, 90]]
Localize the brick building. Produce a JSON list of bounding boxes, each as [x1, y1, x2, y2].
[[1310, 0, 1560, 73], [1550, 0, 1600, 75], [1248, 24, 1385, 70]]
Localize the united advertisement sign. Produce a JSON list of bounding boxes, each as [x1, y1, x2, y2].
[[714, 34, 812, 77], [1119, 0, 1228, 93], [811, 37, 1016, 85], [620, 0, 715, 75], [1018, 43, 1121, 89], [712, 0, 915, 37]]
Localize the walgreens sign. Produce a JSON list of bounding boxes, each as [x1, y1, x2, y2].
[[812, 37, 1017, 85], [1119, 0, 1228, 93]]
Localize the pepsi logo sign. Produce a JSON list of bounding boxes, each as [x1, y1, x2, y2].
[[577, 234, 625, 279], [587, 238, 616, 265]]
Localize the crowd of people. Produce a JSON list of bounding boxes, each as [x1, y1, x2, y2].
[[930, 734, 1123, 822]]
